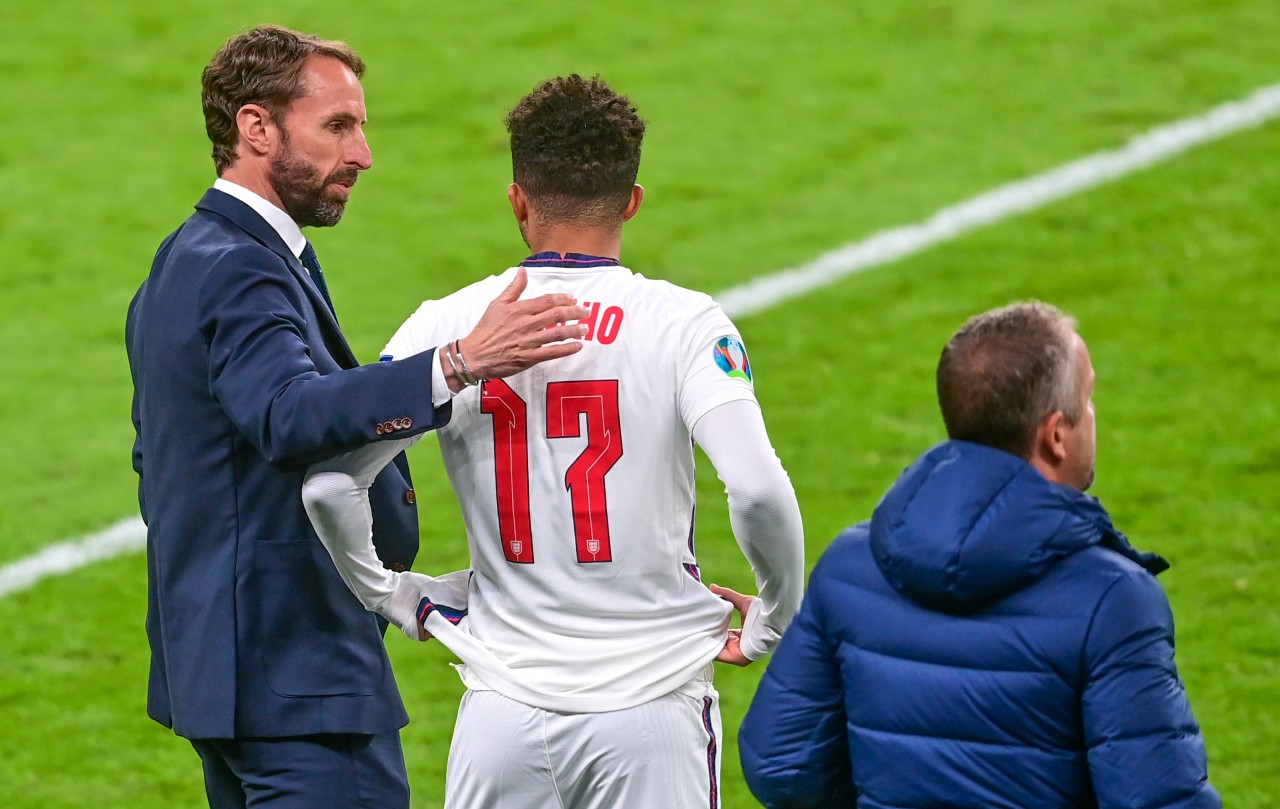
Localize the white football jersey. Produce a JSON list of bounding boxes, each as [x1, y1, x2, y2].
[[381, 260, 758, 712]]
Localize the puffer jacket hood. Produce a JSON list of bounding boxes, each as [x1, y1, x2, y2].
[[870, 440, 1165, 613]]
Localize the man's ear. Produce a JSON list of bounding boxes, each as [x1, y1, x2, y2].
[[235, 103, 275, 158], [507, 182, 530, 223], [622, 184, 644, 222], [1037, 410, 1069, 465]]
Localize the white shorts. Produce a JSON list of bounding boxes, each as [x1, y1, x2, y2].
[[444, 669, 723, 809]]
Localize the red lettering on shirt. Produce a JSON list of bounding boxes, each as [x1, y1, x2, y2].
[[548, 302, 625, 344]]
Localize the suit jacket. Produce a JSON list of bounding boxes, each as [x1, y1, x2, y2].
[[126, 188, 450, 739]]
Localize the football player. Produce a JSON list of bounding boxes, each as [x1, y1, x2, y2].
[[303, 74, 804, 809]]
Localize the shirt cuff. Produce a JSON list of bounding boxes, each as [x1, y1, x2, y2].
[[430, 347, 455, 408]]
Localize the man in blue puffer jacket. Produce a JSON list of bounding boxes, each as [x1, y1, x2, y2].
[[739, 301, 1219, 808]]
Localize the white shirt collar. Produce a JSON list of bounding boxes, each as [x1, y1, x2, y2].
[[213, 178, 307, 259]]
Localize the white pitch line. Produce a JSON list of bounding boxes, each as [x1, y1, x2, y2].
[[0, 516, 146, 598], [717, 81, 1280, 318], [4, 81, 1280, 600]]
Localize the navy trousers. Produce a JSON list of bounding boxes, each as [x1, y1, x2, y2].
[[191, 733, 410, 809]]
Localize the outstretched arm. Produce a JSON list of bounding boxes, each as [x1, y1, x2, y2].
[[205, 258, 586, 469], [693, 399, 804, 662]]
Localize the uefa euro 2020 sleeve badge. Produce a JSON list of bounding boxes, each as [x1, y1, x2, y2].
[[713, 336, 753, 384]]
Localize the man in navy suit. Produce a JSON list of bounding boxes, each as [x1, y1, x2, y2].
[[125, 25, 588, 809]]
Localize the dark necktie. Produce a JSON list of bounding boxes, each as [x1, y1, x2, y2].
[[300, 241, 337, 318]]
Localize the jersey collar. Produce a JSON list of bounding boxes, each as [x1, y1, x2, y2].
[[521, 251, 620, 269]]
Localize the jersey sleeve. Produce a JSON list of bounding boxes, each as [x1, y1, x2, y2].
[[692, 400, 804, 660], [677, 298, 759, 430], [381, 299, 443, 362], [380, 295, 472, 410], [380, 271, 518, 363], [302, 435, 440, 638]]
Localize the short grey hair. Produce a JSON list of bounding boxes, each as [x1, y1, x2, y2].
[[936, 301, 1080, 458]]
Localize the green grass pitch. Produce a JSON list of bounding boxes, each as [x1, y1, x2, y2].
[[2, 1, 1278, 806]]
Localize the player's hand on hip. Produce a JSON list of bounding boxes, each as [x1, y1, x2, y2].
[[458, 267, 588, 381], [390, 571, 438, 641], [710, 583, 757, 667], [716, 629, 750, 667]]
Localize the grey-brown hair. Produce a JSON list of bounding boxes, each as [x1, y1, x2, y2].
[[201, 25, 365, 173], [936, 301, 1080, 458]]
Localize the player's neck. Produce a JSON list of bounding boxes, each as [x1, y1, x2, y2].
[[527, 224, 623, 261]]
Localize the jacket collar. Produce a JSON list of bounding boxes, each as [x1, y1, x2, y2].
[[211, 178, 306, 257], [196, 188, 357, 368], [196, 187, 296, 264]]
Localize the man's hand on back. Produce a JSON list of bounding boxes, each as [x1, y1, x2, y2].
[[453, 267, 588, 385]]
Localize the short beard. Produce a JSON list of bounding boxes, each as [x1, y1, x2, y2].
[[268, 128, 357, 228]]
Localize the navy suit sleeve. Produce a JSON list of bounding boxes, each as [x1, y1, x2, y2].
[[1083, 569, 1221, 809], [198, 244, 448, 469], [739, 552, 855, 809]]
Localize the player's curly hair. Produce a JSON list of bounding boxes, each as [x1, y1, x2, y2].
[[202, 25, 365, 174], [506, 74, 647, 226], [936, 301, 1081, 458]]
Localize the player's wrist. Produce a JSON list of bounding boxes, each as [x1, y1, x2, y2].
[[383, 571, 426, 639], [739, 601, 781, 660]]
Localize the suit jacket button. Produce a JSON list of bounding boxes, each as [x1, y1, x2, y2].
[[404, 488, 416, 505], [388, 562, 406, 573]]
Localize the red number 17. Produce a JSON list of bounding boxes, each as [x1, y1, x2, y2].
[[479, 379, 623, 564]]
